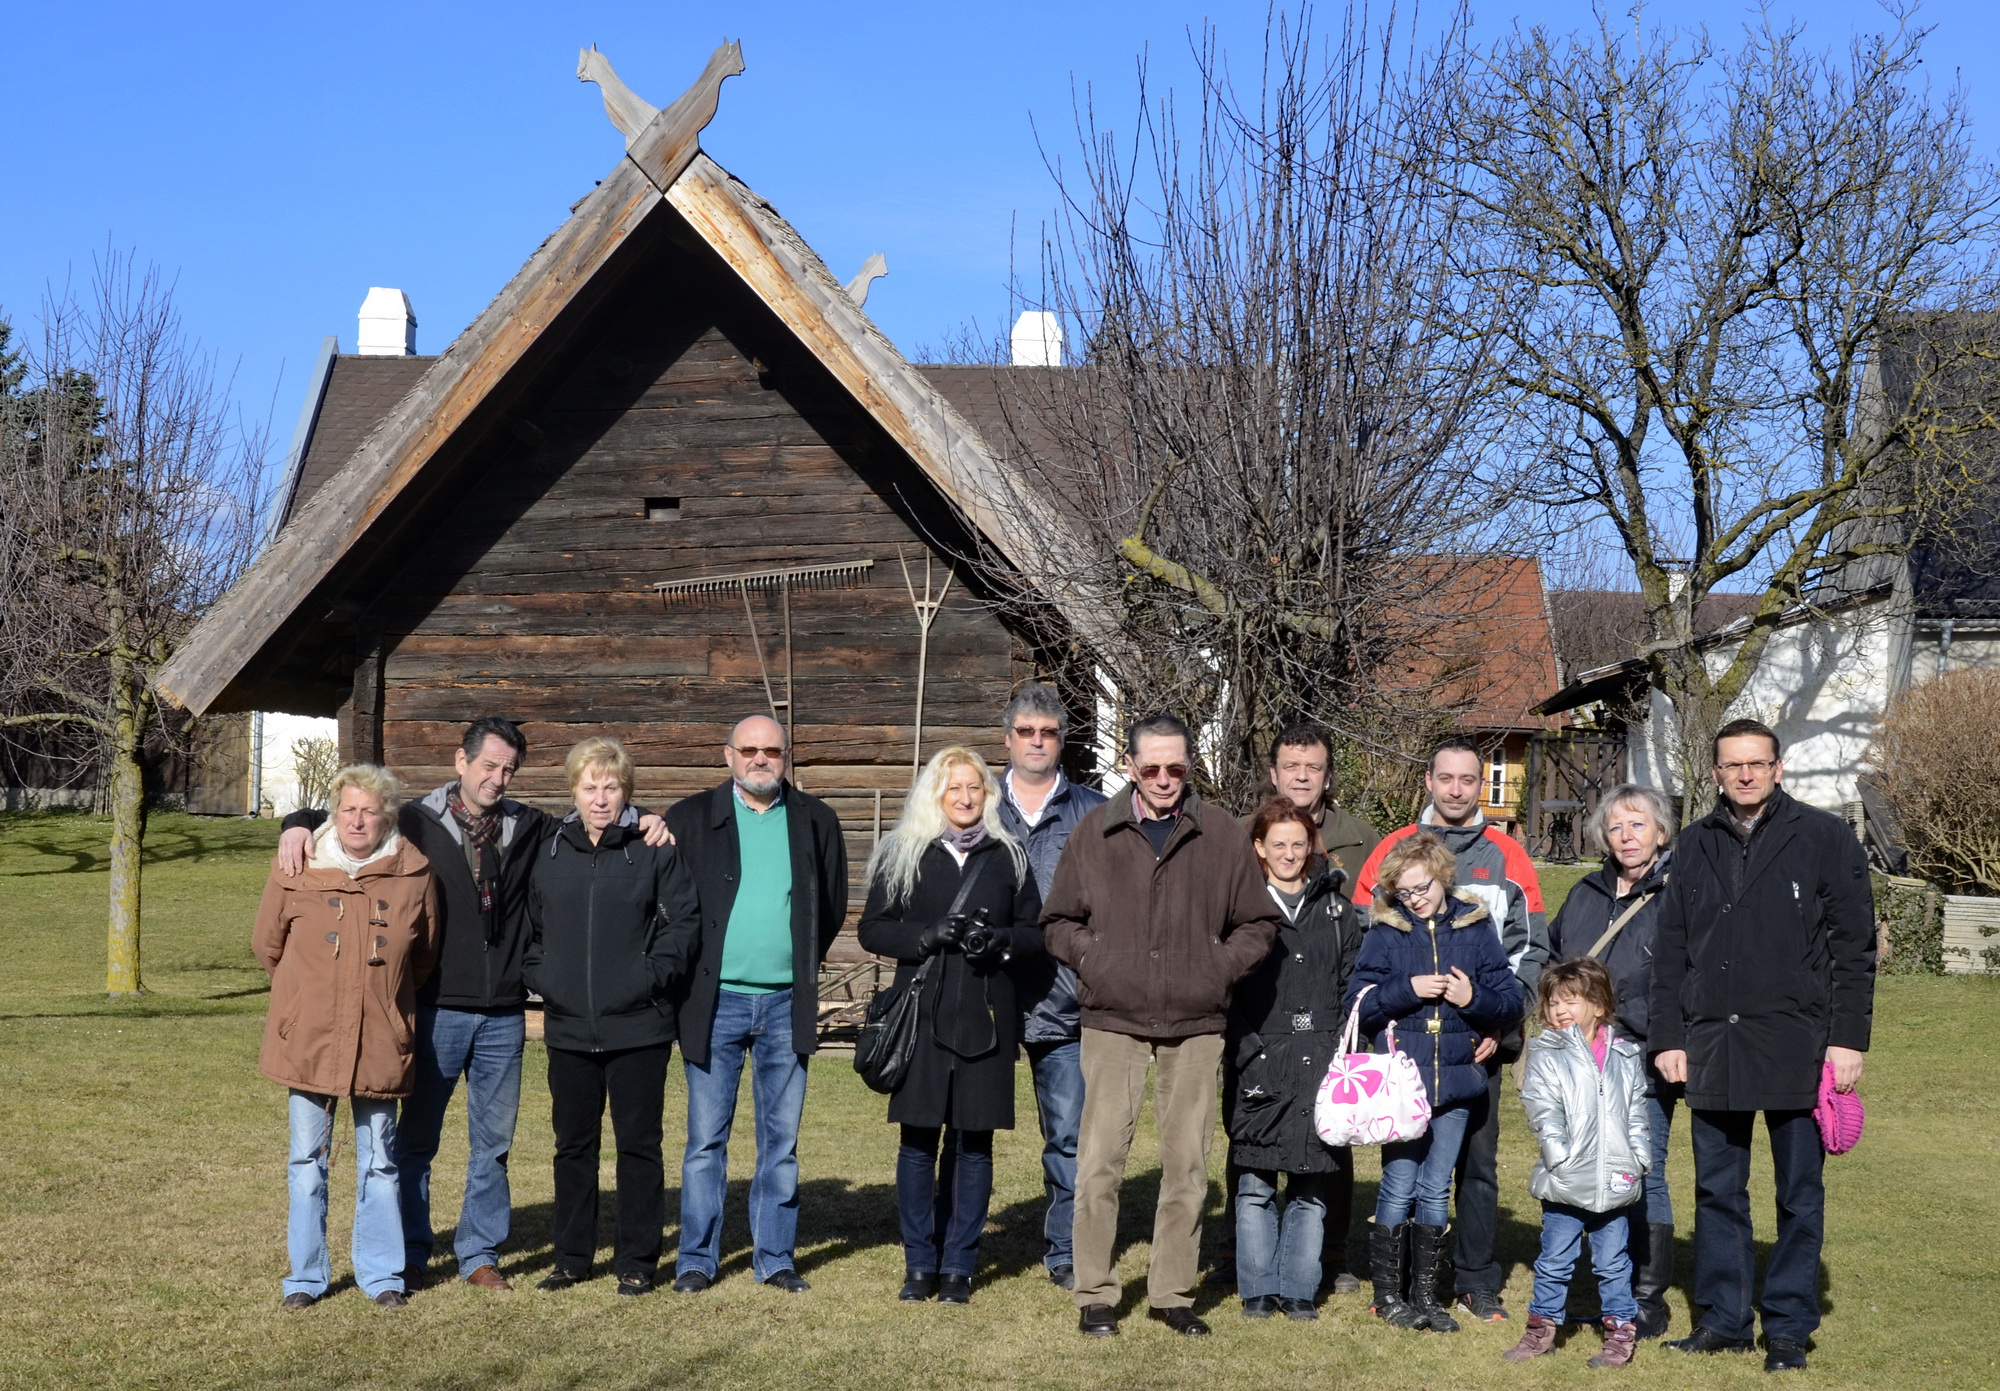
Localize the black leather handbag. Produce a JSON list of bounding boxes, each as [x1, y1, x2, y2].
[[853, 854, 988, 1095]]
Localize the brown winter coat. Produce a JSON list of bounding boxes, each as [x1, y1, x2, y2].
[[253, 838, 440, 1100], [1042, 788, 1281, 1038]]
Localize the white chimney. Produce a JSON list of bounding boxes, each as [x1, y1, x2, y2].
[[356, 288, 417, 356], [1010, 310, 1063, 367]]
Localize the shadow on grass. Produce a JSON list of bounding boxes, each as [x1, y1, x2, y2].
[[0, 993, 267, 1021], [1, 823, 272, 878]]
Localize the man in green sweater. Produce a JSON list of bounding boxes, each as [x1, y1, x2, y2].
[[666, 716, 849, 1294]]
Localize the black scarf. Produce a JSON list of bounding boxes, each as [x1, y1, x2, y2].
[[447, 785, 503, 945]]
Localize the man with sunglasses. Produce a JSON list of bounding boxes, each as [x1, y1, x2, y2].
[[665, 715, 849, 1295], [1352, 734, 1549, 1323], [1043, 714, 1281, 1338], [993, 682, 1107, 1292], [1649, 719, 1874, 1373]]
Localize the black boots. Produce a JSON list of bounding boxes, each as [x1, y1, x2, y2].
[[1407, 1224, 1460, 1333], [1632, 1222, 1675, 1339], [1369, 1221, 1424, 1329]]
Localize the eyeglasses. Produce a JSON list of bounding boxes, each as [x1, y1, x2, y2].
[[1393, 878, 1438, 904], [1715, 760, 1777, 775], [1011, 724, 1062, 742], [732, 745, 786, 761], [1136, 763, 1189, 781]]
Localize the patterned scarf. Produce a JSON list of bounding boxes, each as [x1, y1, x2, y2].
[[447, 784, 503, 943]]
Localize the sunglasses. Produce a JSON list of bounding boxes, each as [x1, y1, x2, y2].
[[731, 745, 786, 761], [1135, 763, 1189, 781], [1011, 724, 1062, 742]]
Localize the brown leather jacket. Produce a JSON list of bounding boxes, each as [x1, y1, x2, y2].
[[253, 838, 440, 1100], [1042, 789, 1281, 1038]]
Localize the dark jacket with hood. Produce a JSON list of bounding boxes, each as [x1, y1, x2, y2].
[[1042, 788, 1282, 1039], [1223, 867, 1362, 1174], [523, 808, 702, 1053], [857, 835, 1045, 1131], [997, 770, 1107, 1044], [284, 785, 554, 1011], [1343, 890, 1525, 1111], [665, 779, 849, 1069], [1547, 851, 1673, 1085], [1648, 787, 1875, 1112]]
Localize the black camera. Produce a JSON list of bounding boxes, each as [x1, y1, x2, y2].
[[957, 908, 998, 960]]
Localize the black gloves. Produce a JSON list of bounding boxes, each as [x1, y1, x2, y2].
[[959, 910, 1010, 966], [917, 914, 967, 956]]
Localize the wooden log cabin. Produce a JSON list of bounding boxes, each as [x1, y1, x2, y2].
[[155, 44, 1098, 968]]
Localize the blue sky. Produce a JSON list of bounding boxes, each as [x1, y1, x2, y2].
[[3, 0, 1996, 460]]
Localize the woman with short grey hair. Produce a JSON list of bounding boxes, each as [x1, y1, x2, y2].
[[1546, 782, 1678, 1340]]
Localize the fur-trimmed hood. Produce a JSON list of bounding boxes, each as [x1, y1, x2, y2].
[[1368, 886, 1492, 932]]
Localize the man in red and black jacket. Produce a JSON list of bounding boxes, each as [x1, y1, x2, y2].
[[1353, 735, 1549, 1323]]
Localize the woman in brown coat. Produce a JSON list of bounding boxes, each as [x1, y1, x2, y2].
[[254, 764, 438, 1309]]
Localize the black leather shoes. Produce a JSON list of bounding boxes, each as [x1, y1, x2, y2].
[[762, 1269, 810, 1294], [1241, 1295, 1280, 1318], [373, 1290, 409, 1308], [900, 1271, 938, 1302], [279, 1292, 316, 1311], [1280, 1297, 1319, 1321], [1764, 1337, 1809, 1372], [1667, 1326, 1757, 1355], [536, 1268, 587, 1292], [615, 1272, 654, 1297], [1079, 1303, 1119, 1337], [672, 1269, 712, 1294], [937, 1275, 973, 1305], [1148, 1306, 1212, 1336], [1047, 1263, 1075, 1290]]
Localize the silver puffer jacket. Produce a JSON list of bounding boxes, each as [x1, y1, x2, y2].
[[1520, 1024, 1651, 1213]]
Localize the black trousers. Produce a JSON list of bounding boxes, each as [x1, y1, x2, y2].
[[1451, 1059, 1504, 1292], [1689, 1108, 1825, 1343], [547, 1042, 671, 1279]]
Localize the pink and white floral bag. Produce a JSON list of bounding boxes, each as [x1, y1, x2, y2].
[[1314, 984, 1432, 1147]]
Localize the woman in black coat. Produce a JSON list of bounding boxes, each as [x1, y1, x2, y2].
[[1545, 782, 1677, 1337], [857, 746, 1043, 1306], [1224, 800, 1362, 1321], [523, 737, 700, 1296]]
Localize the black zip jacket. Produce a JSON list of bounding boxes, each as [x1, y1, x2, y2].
[[665, 780, 848, 1069], [284, 786, 554, 1011], [1547, 851, 1673, 1050], [1649, 788, 1875, 1112], [523, 810, 701, 1053], [1223, 869, 1362, 1174]]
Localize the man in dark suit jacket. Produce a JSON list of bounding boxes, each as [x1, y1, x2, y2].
[[1651, 719, 1875, 1373], [666, 715, 848, 1295]]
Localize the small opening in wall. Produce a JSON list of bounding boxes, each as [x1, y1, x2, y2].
[[644, 497, 682, 520]]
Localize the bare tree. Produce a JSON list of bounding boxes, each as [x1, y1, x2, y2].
[[0, 259, 266, 995], [1870, 667, 2000, 895], [1430, 5, 2000, 809], [980, 5, 1522, 809]]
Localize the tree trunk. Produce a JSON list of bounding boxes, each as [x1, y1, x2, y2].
[[104, 664, 146, 997]]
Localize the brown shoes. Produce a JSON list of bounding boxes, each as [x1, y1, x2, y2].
[[464, 1265, 512, 1291], [1590, 1317, 1639, 1368], [1502, 1313, 1560, 1361]]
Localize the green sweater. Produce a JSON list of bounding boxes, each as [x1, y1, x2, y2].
[[719, 794, 794, 993]]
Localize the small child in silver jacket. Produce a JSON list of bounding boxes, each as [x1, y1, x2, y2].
[[1503, 957, 1652, 1369]]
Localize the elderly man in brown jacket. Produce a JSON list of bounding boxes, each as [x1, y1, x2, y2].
[[1042, 714, 1281, 1338]]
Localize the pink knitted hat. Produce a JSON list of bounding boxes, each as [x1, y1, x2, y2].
[[1815, 1061, 1865, 1155]]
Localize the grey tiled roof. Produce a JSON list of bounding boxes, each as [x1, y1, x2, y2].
[[281, 355, 437, 524]]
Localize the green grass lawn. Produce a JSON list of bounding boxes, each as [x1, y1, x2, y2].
[[2, 812, 1996, 1389]]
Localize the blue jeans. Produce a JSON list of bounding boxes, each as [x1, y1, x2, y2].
[[395, 1007, 524, 1277], [897, 1127, 994, 1277], [1643, 1085, 1678, 1226], [1375, 1104, 1470, 1228], [1025, 1039, 1083, 1270], [1236, 1169, 1326, 1302], [678, 988, 809, 1282], [286, 1090, 403, 1298], [1531, 1203, 1638, 1322]]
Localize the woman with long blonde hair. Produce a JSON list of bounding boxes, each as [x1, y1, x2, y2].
[[858, 746, 1043, 1306]]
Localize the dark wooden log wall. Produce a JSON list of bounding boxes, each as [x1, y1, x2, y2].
[[338, 233, 1043, 941]]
